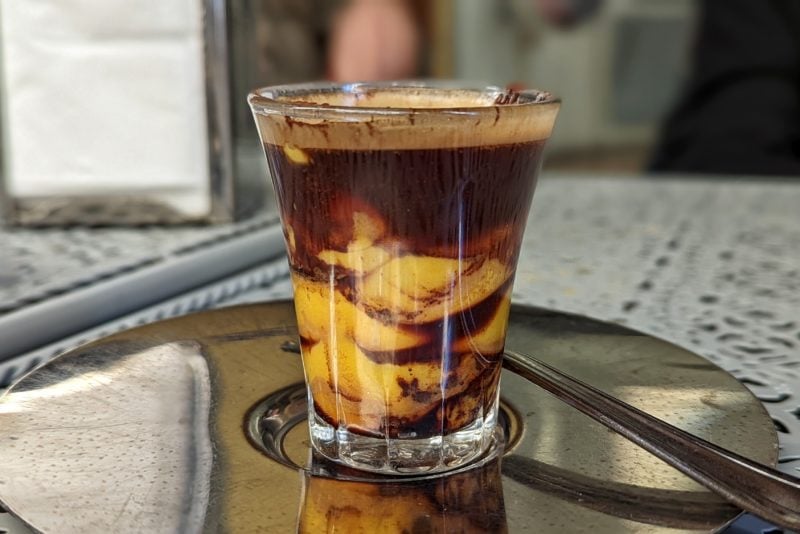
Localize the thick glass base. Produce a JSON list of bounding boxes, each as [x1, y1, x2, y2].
[[308, 399, 499, 476]]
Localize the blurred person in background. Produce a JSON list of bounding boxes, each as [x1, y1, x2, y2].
[[328, 0, 423, 81], [327, 0, 602, 82], [650, 0, 800, 177]]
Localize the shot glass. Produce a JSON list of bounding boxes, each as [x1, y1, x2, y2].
[[249, 81, 559, 475]]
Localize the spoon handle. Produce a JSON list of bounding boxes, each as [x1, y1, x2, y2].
[[502, 349, 800, 530]]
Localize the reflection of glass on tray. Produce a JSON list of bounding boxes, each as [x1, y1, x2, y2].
[[299, 456, 507, 533]]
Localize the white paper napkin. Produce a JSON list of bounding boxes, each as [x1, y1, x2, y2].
[[0, 0, 211, 218]]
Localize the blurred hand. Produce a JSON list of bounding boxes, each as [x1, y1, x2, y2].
[[328, 0, 421, 82]]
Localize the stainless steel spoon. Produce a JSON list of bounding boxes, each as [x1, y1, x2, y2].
[[502, 349, 800, 530]]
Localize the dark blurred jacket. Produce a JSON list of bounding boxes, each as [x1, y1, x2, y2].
[[650, 0, 800, 176]]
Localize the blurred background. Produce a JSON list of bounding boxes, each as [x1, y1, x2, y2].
[[0, 0, 797, 224], [235, 0, 799, 179], [237, 0, 695, 174]]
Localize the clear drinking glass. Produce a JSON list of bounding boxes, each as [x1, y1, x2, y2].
[[249, 81, 559, 475]]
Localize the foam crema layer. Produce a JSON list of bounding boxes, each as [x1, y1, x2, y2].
[[250, 83, 560, 150]]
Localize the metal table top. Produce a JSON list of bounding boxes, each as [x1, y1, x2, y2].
[[2, 174, 799, 481]]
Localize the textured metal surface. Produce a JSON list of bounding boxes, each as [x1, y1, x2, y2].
[[0, 215, 285, 361], [0, 301, 777, 533], [0, 214, 278, 314], [0, 258, 291, 388], [1, 174, 798, 476], [512, 176, 800, 475]]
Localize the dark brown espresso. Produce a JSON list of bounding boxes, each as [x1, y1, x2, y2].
[[264, 141, 545, 438], [270, 142, 544, 267]]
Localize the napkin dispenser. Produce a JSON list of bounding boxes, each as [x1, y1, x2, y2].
[[0, 0, 273, 225]]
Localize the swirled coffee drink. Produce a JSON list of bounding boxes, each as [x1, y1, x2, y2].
[[250, 84, 559, 474]]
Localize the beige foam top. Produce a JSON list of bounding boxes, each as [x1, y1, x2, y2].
[[249, 85, 560, 150]]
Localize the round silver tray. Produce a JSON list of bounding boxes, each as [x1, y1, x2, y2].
[[0, 301, 777, 533]]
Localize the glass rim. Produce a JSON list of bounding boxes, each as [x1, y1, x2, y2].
[[247, 80, 560, 120]]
